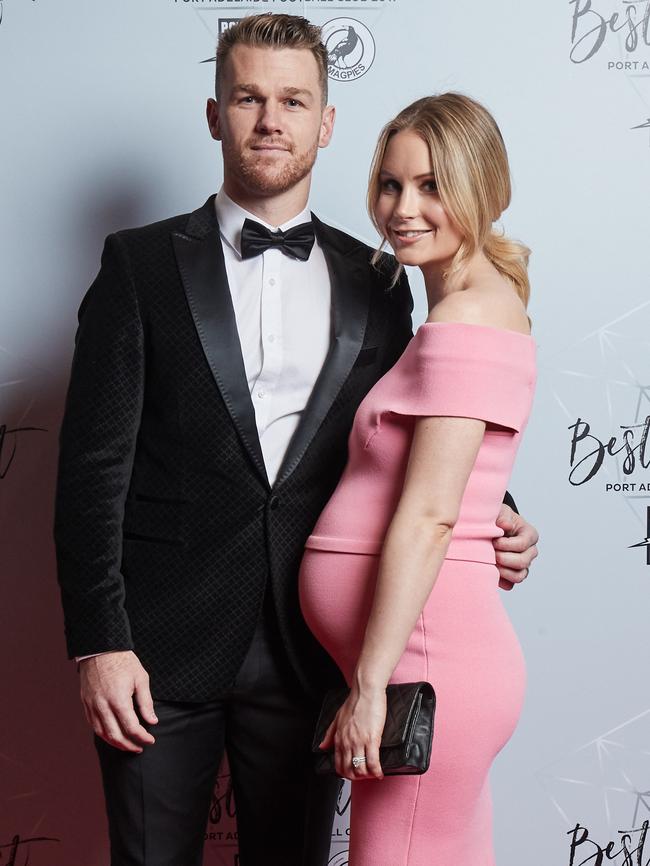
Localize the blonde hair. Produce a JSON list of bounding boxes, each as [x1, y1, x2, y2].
[[367, 93, 531, 307], [216, 14, 329, 105]]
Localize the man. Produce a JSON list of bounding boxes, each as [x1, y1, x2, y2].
[[54, 13, 539, 866]]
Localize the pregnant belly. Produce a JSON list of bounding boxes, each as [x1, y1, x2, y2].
[[299, 548, 380, 679], [298, 550, 526, 753]]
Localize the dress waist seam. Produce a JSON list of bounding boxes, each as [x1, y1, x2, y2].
[[304, 534, 497, 565]]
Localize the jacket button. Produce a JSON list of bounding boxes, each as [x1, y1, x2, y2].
[[269, 495, 280, 510]]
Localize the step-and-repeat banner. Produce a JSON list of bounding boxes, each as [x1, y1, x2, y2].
[[2, 1, 650, 863]]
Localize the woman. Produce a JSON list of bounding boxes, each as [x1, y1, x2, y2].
[[298, 93, 536, 865]]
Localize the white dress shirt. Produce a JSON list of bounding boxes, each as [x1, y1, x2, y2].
[[215, 187, 332, 486], [75, 188, 332, 662]]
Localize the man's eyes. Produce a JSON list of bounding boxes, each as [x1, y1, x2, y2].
[[237, 96, 304, 108]]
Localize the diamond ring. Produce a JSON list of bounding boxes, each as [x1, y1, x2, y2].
[[351, 755, 367, 769]]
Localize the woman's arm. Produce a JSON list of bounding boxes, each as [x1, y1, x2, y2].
[[355, 414, 485, 691], [321, 413, 486, 781]]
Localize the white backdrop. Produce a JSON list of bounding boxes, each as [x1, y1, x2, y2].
[[2, 1, 650, 864]]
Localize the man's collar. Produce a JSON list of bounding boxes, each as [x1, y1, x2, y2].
[[215, 187, 312, 258]]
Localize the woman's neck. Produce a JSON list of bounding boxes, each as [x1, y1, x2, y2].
[[422, 250, 497, 312]]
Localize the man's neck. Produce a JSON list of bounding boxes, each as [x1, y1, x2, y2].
[[223, 176, 311, 227]]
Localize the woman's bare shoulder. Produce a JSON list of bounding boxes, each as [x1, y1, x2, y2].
[[427, 284, 530, 336]]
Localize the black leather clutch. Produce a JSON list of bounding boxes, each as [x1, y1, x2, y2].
[[312, 681, 436, 776]]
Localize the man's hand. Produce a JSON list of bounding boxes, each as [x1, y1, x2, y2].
[[79, 651, 158, 752], [493, 504, 539, 591]]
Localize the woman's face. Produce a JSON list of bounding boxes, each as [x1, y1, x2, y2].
[[374, 129, 464, 272]]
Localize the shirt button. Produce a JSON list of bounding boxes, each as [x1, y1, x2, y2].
[[257, 390, 265, 398], [269, 278, 276, 286], [268, 334, 275, 343]]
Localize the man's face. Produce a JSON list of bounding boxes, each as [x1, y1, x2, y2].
[[207, 44, 335, 198]]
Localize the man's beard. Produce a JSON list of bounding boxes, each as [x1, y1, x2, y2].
[[224, 137, 319, 196]]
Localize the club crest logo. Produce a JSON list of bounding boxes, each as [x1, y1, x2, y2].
[[322, 18, 376, 82]]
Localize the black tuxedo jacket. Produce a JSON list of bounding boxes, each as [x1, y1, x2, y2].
[[53, 195, 415, 702]]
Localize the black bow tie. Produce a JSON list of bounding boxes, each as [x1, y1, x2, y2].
[[240, 218, 315, 262]]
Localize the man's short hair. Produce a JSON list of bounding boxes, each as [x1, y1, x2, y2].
[[216, 13, 329, 105]]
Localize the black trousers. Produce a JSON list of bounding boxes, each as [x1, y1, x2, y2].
[[94, 600, 341, 866]]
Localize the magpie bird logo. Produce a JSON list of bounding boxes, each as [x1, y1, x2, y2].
[[328, 27, 360, 67], [628, 507, 650, 564], [322, 18, 375, 83]]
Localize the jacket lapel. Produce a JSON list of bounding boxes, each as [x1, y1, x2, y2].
[[273, 215, 370, 488], [171, 195, 269, 488]]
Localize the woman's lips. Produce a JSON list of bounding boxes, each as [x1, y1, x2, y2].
[[391, 228, 433, 245]]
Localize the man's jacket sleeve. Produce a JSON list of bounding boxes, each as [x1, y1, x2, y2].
[[53, 233, 144, 658]]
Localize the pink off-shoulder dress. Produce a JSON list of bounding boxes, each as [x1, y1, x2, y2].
[[299, 321, 536, 866]]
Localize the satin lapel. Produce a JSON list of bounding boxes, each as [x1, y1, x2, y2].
[[274, 216, 370, 488], [171, 196, 269, 488]]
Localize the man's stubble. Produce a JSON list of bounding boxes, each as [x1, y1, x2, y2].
[[223, 136, 320, 198]]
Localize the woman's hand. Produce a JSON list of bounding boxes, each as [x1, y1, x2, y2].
[[319, 686, 387, 781]]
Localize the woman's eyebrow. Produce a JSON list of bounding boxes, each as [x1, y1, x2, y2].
[[379, 170, 435, 179]]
